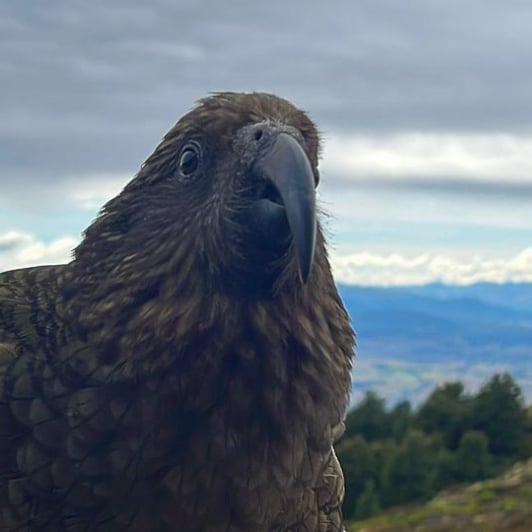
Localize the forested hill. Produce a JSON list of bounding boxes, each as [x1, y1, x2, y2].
[[336, 373, 532, 524]]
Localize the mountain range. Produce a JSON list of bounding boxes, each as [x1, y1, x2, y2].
[[337, 283, 532, 406]]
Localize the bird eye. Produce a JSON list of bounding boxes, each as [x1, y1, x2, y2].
[[178, 144, 200, 178]]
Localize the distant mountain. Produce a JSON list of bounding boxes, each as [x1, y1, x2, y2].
[[404, 282, 532, 312], [338, 283, 532, 405]]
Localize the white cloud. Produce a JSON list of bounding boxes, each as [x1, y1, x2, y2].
[[66, 173, 130, 210], [0, 231, 33, 249], [0, 231, 76, 271], [322, 133, 532, 183], [331, 247, 532, 286]]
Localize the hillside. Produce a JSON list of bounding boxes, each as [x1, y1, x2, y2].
[[347, 459, 532, 532]]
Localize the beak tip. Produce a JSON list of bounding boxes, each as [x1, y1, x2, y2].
[[296, 229, 316, 284]]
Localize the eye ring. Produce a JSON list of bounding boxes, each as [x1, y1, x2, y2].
[[178, 142, 201, 180]]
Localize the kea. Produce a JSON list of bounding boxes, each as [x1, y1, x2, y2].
[[0, 92, 355, 531]]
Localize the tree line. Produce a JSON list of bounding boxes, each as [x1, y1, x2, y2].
[[335, 372, 532, 521]]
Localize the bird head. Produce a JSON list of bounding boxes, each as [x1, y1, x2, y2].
[[76, 92, 323, 296]]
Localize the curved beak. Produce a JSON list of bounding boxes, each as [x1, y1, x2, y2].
[[253, 133, 317, 282]]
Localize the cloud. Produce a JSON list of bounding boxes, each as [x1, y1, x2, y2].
[[0, 231, 76, 271], [331, 248, 532, 286], [65, 173, 130, 210], [322, 133, 532, 188], [0, 231, 31, 253], [3, 1, 532, 186]]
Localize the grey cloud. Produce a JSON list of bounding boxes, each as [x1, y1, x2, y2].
[[323, 175, 532, 200], [2, 0, 532, 185]]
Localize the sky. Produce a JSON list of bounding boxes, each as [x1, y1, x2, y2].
[[1, 0, 532, 286]]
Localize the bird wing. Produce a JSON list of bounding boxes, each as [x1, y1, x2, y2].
[[0, 266, 64, 348], [0, 266, 73, 530]]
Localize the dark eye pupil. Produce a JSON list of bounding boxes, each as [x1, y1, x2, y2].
[[179, 149, 198, 175]]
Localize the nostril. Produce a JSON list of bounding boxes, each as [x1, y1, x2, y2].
[[254, 128, 264, 142]]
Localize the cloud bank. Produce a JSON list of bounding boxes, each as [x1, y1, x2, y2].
[[323, 133, 532, 194], [0, 231, 76, 271], [3, 0, 532, 184], [332, 248, 532, 286]]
